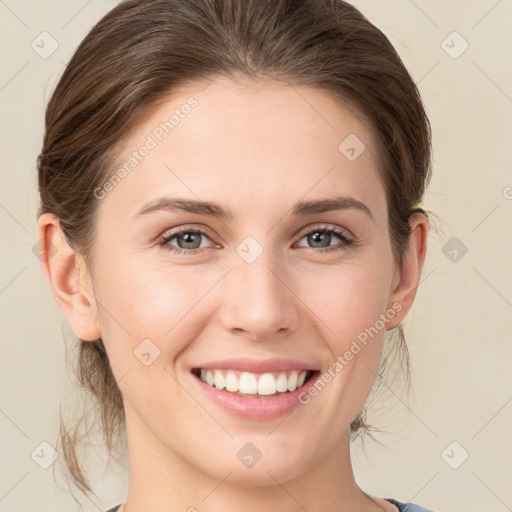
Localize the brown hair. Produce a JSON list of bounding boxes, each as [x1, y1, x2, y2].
[[37, 0, 433, 499]]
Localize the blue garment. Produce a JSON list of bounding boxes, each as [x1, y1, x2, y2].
[[385, 497, 436, 511], [105, 498, 435, 511]]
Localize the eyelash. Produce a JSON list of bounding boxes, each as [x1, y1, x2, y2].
[[159, 224, 355, 256]]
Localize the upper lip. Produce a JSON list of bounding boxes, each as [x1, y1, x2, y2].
[[191, 358, 320, 374]]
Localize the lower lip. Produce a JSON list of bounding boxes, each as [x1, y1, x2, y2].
[[190, 371, 320, 420]]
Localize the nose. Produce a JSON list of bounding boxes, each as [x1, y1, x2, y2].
[[219, 251, 300, 342]]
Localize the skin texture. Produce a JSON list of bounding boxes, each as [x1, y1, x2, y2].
[[38, 77, 427, 512]]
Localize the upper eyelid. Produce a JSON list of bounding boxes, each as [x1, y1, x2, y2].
[[296, 223, 352, 239], [161, 224, 216, 241]]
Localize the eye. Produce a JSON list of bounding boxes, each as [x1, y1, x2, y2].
[[294, 224, 354, 253], [159, 226, 217, 255], [159, 224, 355, 256]]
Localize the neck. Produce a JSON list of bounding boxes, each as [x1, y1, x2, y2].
[[119, 404, 390, 512]]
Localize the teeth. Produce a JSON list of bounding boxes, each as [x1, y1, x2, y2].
[[198, 369, 312, 396], [214, 370, 225, 390], [287, 371, 298, 391], [225, 372, 238, 392], [276, 372, 288, 392], [258, 373, 276, 395]]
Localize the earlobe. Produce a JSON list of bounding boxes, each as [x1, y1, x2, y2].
[[37, 213, 101, 342], [386, 213, 428, 329]]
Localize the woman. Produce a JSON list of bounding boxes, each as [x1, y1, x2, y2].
[[36, 0, 434, 510]]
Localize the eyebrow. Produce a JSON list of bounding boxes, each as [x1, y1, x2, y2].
[[132, 195, 374, 222]]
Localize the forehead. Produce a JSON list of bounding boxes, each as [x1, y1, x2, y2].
[[97, 76, 386, 224]]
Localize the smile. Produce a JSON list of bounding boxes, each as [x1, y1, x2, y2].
[[191, 368, 318, 398]]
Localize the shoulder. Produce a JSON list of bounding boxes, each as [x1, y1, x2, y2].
[[385, 498, 437, 512]]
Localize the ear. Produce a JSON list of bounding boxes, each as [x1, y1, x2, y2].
[[37, 213, 101, 341], [386, 212, 428, 329]]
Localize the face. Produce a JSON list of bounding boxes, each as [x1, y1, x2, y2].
[[57, 77, 415, 486]]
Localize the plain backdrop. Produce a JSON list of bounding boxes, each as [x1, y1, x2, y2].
[[1, 1, 511, 511]]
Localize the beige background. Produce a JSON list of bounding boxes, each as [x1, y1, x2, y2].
[[1, 1, 511, 511]]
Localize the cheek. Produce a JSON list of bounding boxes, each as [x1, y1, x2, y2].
[[302, 259, 390, 401], [93, 254, 218, 364], [308, 267, 389, 413], [305, 259, 390, 340]]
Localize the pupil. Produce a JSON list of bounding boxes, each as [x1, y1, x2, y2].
[[180, 232, 199, 249], [310, 231, 330, 248]]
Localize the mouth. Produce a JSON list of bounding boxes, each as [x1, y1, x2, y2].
[[191, 368, 320, 399]]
